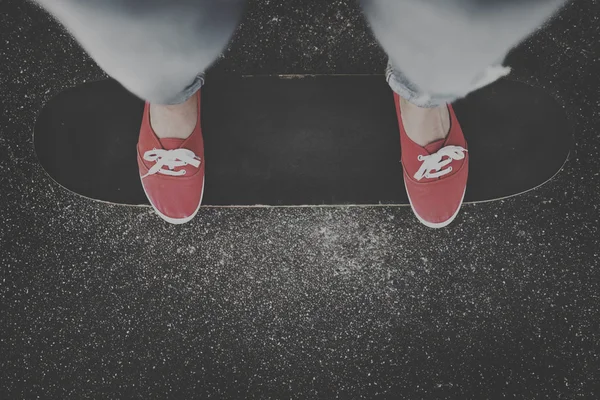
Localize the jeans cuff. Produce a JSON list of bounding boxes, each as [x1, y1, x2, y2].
[[385, 60, 511, 108], [163, 72, 205, 105]]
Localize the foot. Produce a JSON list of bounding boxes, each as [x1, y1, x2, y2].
[[399, 97, 450, 146], [394, 93, 469, 228], [150, 94, 198, 140], [137, 91, 205, 224]]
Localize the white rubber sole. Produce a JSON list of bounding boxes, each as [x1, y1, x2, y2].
[[141, 178, 205, 225], [404, 178, 466, 229]]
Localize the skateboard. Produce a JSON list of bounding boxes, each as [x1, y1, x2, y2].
[[34, 75, 571, 207]]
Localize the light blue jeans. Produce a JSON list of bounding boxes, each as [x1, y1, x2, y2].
[[36, 0, 567, 106]]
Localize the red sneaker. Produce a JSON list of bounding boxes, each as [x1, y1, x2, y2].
[[137, 91, 205, 224], [394, 93, 469, 228]]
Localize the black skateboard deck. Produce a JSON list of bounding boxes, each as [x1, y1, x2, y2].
[[34, 75, 570, 207]]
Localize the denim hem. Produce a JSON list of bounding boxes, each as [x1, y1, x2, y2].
[[385, 62, 456, 108], [162, 72, 205, 105], [385, 61, 511, 108]]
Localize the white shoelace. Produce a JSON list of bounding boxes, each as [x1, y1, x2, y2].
[[414, 145, 467, 181], [141, 148, 201, 179]]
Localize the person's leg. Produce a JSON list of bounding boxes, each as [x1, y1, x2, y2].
[[35, 0, 245, 106], [360, 0, 567, 227], [35, 0, 246, 224]]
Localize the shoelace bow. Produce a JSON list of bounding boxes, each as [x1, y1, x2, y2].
[[414, 145, 467, 181], [141, 148, 201, 179]]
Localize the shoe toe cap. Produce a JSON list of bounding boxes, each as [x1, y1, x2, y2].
[[141, 175, 204, 222], [404, 165, 468, 227]]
